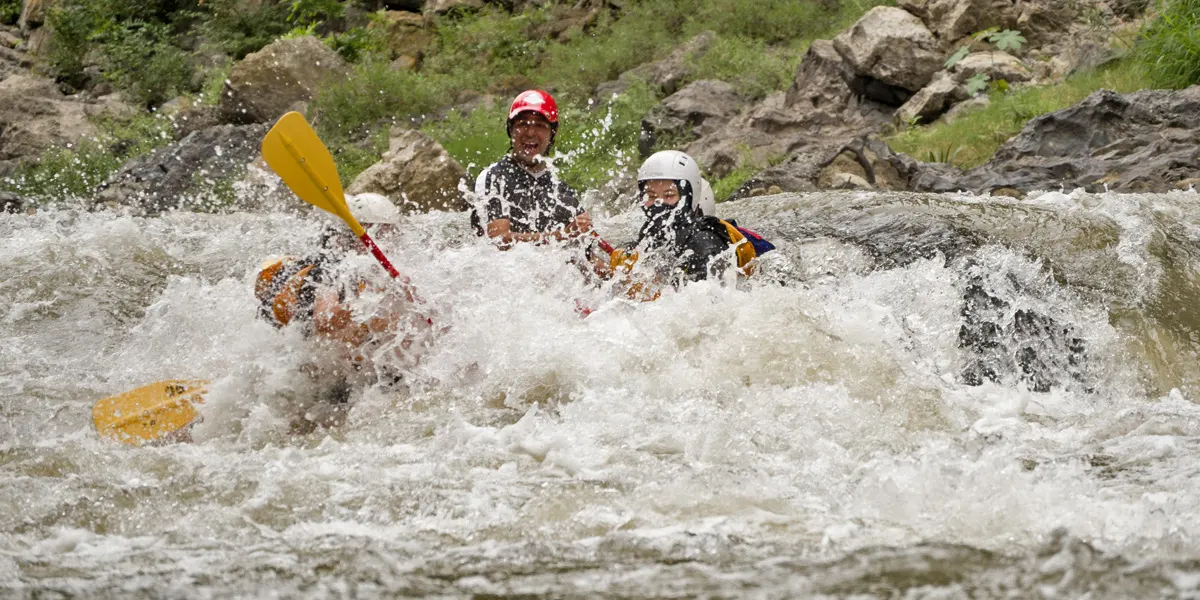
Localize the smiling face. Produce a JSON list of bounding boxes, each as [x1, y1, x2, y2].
[[509, 111, 553, 167]]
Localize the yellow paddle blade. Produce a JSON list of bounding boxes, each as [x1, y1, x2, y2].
[[261, 111, 364, 237], [92, 379, 210, 446]]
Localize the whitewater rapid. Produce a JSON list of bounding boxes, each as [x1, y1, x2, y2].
[[3, 189, 1200, 597]]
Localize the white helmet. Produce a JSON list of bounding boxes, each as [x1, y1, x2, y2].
[[347, 192, 401, 226], [637, 150, 702, 210], [697, 178, 716, 217]]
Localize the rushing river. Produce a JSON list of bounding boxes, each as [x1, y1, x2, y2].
[[3, 189, 1200, 598]]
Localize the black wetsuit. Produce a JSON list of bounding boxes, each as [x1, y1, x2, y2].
[[634, 209, 736, 283], [470, 155, 583, 235]]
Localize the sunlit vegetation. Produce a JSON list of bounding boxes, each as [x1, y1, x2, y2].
[[1135, 0, 1200, 89], [313, 0, 895, 188], [4, 113, 173, 200], [886, 57, 1156, 168]]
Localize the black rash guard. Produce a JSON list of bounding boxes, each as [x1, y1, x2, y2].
[[636, 214, 735, 283], [470, 155, 583, 235]]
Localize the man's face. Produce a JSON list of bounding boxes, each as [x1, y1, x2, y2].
[[510, 111, 553, 166], [642, 179, 681, 208]]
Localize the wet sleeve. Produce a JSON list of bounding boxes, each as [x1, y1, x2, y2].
[[677, 230, 731, 282], [559, 181, 585, 216], [474, 168, 506, 223]]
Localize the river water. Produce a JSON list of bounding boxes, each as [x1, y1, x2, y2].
[[3, 189, 1200, 598]]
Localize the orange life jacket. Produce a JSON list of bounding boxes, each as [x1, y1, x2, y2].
[[255, 256, 320, 328]]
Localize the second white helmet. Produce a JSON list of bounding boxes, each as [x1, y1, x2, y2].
[[696, 178, 716, 217], [347, 192, 401, 226], [637, 150, 702, 210]]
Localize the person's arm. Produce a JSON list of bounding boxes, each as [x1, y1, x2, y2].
[[676, 229, 732, 282], [486, 211, 594, 247]]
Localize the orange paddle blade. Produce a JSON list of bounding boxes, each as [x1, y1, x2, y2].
[[92, 379, 210, 446], [261, 111, 364, 237]]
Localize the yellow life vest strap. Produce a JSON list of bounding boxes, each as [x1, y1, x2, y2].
[[718, 220, 757, 275]]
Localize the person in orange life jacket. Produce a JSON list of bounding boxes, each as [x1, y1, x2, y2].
[[469, 90, 596, 248], [603, 150, 774, 300], [255, 193, 426, 431]]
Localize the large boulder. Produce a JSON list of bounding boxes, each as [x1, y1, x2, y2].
[[94, 124, 269, 215], [951, 51, 1032, 84], [425, 0, 485, 14], [687, 40, 892, 180], [734, 134, 918, 198], [910, 86, 1200, 194], [373, 10, 435, 66], [833, 6, 944, 93], [894, 71, 968, 125], [896, 0, 1017, 43], [639, 80, 747, 157], [219, 36, 349, 124], [346, 127, 469, 213], [0, 75, 132, 165]]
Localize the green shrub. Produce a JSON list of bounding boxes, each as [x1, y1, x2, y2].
[[99, 21, 196, 107], [326, 24, 389, 63], [311, 60, 460, 144], [536, 6, 678, 100], [45, 2, 106, 87], [687, 0, 828, 44], [687, 36, 801, 101], [287, 0, 344, 27], [1136, 0, 1200, 89], [200, 0, 292, 59], [2, 113, 174, 202], [554, 82, 660, 191], [1, 0, 21, 25], [421, 102, 510, 181], [423, 6, 548, 84]]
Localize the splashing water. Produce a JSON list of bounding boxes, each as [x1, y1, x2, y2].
[[3, 188, 1200, 597]]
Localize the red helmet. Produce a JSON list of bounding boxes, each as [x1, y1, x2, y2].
[[506, 89, 559, 152], [507, 89, 558, 125]]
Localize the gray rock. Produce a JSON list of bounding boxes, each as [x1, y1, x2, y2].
[[347, 127, 469, 213], [0, 190, 23, 213], [219, 36, 349, 124], [0, 74, 135, 162], [95, 123, 269, 215], [897, 0, 1018, 43], [639, 80, 746, 158], [911, 85, 1200, 194], [687, 40, 892, 180], [951, 51, 1032, 84], [894, 71, 968, 125], [833, 6, 945, 93]]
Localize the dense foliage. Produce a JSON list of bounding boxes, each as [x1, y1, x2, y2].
[[1136, 0, 1200, 89]]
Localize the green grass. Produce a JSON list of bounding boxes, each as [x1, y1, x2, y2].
[[1136, 0, 1200, 89], [1, 113, 174, 202], [311, 0, 891, 190], [886, 57, 1155, 168]]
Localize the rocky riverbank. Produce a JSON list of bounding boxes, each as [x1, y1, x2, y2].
[[0, 0, 1195, 216]]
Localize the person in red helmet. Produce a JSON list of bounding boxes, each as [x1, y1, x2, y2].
[[470, 90, 596, 248]]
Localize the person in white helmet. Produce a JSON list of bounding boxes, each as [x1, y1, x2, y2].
[[255, 193, 428, 432], [603, 150, 774, 300]]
